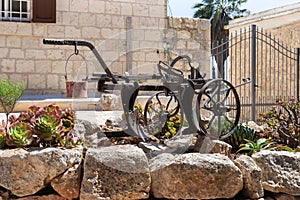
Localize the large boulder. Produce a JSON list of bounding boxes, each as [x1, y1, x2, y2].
[[150, 153, 243, 199], [80, 145, 151, 200], [234, 155, 264, 199], [0, 147, 82, 197], [252, 150, 300, 196]]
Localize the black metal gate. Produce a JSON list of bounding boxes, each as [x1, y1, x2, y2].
[[211, 24, 300, 122]]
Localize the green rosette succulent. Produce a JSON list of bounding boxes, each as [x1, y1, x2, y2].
[[32, 110, 62, 141], [6, 122, 32, 147]]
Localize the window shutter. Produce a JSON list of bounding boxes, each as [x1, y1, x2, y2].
[[32, 0, 56, 23]]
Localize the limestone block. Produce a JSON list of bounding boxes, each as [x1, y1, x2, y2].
[[57, 0, 69, 12], [0, 36, 6, 46], [0, 148, 82, 197], [52, 61, 66, 74], [70, 0, 88, 12], [234, 155, 264, 199], [28, 74, 46, 89], [21, 38, 41, 48], [88, 0, 105, 14], [82, 27, 100, 39], [8, 49, 24, 59], [121, 3, 133, 16], [133, 4, 149, 17], [33, 25, 47, 38], [47, 74, 59, 90], [149, 5, 166, 18], [112, 16, 126, 28], [62, 12, 79, 25], [150, 153, 243, 199], [0, 22, 17, 35], [35, 61, 52, 74], [16, 23, 32, 35], [105, 2, 121, 15], [64, 26, 82, 38], [47, 25, 65, 38], [25, 49, 47, 59], [16, 60, 34, 73], [252, 150, 300, 196], [0, 48, 9, 58], [96, 14, 112, 28], [80, 145, 151, 200], [7, 36, 21, 47], [78, 13, 96, 26], [145, 30, 162, 41], [47, 49, 66, 60]]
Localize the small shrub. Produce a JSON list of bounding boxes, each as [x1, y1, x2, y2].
[[0, 79, 25, 127], [258, 98, 300, 149]]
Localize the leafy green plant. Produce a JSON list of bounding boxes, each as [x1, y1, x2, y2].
[[258, 98, 300, 149], [0, 79, 25, 128], [237, 138, 274, 156], [222, 124, 260, 152]]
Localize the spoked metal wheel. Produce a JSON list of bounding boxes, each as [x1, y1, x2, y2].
[[143, 91, 184, 139], [197, 79, 240, 139]]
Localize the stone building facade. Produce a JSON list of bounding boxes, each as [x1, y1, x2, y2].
[[0, 0, 210, 96]]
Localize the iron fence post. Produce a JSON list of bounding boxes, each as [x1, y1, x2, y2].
[[251, 24, 257, 121], [296, 48, 300, 101]]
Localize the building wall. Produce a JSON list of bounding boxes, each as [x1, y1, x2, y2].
[[0, 0, 210, 96]]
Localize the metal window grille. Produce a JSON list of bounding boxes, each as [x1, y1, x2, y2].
[[0, 0, 30, 22]]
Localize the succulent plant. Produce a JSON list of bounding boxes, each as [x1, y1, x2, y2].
[[258, 98, 300, 149], [0, 127, 5, 149], [222, 124, 259, 153], [32, 110, 62, 142], [5, 122, 32, 147]]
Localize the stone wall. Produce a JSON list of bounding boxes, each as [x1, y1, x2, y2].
[[0, 0, 210, 96]]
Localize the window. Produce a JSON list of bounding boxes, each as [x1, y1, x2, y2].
[[0, 0, 30, 22], [0, 0, 56, 23]]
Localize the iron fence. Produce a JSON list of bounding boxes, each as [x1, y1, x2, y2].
[[211, 24, 300, 122]]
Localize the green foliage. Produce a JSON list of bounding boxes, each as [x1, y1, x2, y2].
[[0, 127, 5, 149], [0, 79, 25, 124], [5, 122, 32, 147], [0, 104, 81, 149], [237, 138, 274, 156], [32, 110, 62, 141], [258, 98, 300, 149], [193, 0, 249, 76], [222, 124, 259, 152]]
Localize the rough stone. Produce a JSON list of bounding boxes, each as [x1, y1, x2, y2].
[[51, 163, 82, 199], [273, 193, 300, 200], [194, 136, 232, 156], [14, 194, 66, 200], [73, 119, 112, 148], [234, 155, 264, 199], [0, 147, 82, 197], [150, 153, 243, 199], [80, 145, 151, 200], [252, 150, 300, 196]]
